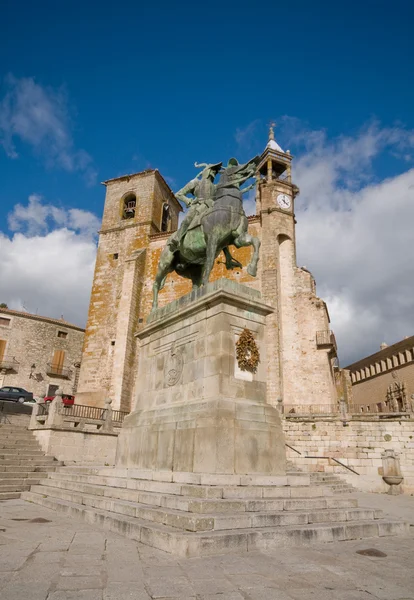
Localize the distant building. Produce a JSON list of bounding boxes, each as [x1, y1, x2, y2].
[[345, 336, 414, 412], [0, 308, 85, 399]]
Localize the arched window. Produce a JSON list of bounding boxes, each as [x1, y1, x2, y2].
[[161, 203, 170, 232], [122, 194, 136, 219]]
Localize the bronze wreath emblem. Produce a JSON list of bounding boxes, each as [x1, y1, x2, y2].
[[236, 328, 260, 373]]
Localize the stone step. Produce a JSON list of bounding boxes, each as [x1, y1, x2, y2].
[[0, 435, 37, 441], [0, 470, 46, 479], [0, 477, 44, 486], [0, 483, 32, 492], [54, 466, 312, 486], [21, 491, 409, 557], [31, 479, 359, 514], [33, 466, 62, 473], [0, 451, 45, 458], [47, 470, 334, 500], [0, 440, 41, 445], [0, 457, 59, 465], [0, 465, 38, 472], [0, 491, 21, 500], [28, 484, 379, 533], [0, 428, 33, 433]]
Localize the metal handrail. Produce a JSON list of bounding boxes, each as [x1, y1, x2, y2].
[[112, 409, 128, 423], [285, 443, 302, 455], [64, 404, 105, 420], [63, 404, 128, 424], [285, 443, 360, 475], [305, 456, 360, 475]]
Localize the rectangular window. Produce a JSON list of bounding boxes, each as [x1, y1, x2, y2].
[[0, 317, 11, 327], [51, 349, 65, 374], [57, 331, 68, 339], [0, 339, 6, 362]]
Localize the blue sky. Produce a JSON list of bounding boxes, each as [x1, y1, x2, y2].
[[1, 0, 414, 364]]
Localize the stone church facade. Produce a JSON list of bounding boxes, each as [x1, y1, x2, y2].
[[346, 335, 414, 412], [76, 133, 339, 413]]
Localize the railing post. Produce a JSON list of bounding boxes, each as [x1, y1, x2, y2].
[[276, 397, 283, 416], [29, 401, 40, 429], [102, 398, 114, 432], [46, 388, 64, 427]]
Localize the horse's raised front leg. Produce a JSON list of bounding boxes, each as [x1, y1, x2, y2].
[[152, 247, 174, 311], [233, 232, 261, 277]]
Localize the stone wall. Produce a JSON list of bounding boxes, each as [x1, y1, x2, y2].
[[33, 428, 118, 464], [283, 416, 414, 493], [0, 309, 84, 399]]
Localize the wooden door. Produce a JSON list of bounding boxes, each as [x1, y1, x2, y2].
[[0, 340, 6, 364], [52, 350, 65, 374]]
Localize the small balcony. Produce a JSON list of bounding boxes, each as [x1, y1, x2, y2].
[[316, 330, 337, 354], [46, 363, 72, 379], [0, 355, 19, 373]]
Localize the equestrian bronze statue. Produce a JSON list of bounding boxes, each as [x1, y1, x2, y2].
[[152, 155, 260, 309]]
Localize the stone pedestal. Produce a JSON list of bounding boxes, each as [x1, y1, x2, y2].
[[116, 279, 286, 475]]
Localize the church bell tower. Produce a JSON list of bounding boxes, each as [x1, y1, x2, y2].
[[255, 125, 337, 411]]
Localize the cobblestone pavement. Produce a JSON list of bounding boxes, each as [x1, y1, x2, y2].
[[0, 495, 413, 600]]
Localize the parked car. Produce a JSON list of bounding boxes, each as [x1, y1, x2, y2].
[[0, 386, 34, 403], [44, 394, 75, 406], [23, 397, 37, 405]]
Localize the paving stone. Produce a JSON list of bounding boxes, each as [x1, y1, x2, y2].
[[57, 577, 104, 590], [0, 498, 413, 600], [0, 580, 52, 600], [198, 594, 245, 600], [48, 591, 104, 600], [103, 583, 151, 600], [191, 577, 235, 595], [242, 588, 294, 600], [145, 576, 196, 598]]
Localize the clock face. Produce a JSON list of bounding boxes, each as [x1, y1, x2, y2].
[[277, 193, 291, 209]]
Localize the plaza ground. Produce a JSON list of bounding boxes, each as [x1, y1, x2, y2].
[[0, 493, 413, 600]]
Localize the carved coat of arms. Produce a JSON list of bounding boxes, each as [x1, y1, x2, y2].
[[164, 343, 184, 386]]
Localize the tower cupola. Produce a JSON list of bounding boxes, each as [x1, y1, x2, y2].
[[256, 124, 292, 183]]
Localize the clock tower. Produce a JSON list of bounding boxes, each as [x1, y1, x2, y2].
[[255, 126, 336, 409]]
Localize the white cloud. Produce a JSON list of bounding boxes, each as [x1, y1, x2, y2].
[[243, 188, 257, 216], [290, 122, 414, 365], [1, 196, 98, 326], [0, 75, 97, 185], [8, 194, 100, 238], [235, 120, 261, 152]]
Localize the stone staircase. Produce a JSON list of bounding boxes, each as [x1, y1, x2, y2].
[[287, 460, 357, 494], [310, 473, 356, 493], [22, 466, 408, 557], [0, 424, 63, 500]]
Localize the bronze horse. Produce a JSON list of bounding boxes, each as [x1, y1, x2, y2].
[[152, 156, 261, 310]]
